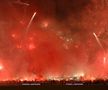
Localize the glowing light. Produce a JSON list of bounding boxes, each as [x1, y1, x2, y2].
[[0, 64, 3, 70], [28, 43, 36, 50], [19, 20, 25, 25], [66, 39, 70, 42], [63, 44, 69, 50], [103, 56, 106, 64], [42, 21, 49, 28], [73, 72, 85, 78], [14, 0, 30, 5], [91, 77, 96, 81], [11, 33, 17, 38], [20, 79, 24, 82]]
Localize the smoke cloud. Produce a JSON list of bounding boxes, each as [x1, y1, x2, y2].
[[0, 0, 108, 80]]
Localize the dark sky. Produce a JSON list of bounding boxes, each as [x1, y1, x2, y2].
[[0, 0, 92, 20], [26, 0, 91, 20]]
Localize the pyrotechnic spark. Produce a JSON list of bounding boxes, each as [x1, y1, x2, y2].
[[14, 0, 30, 6], [26, 12, 37, 34], [93, 32, 104, 49], [19, 12, 37, 49], [93, 32, 107, 65]]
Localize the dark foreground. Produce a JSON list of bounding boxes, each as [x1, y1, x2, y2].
[[0, 80, 108, 90]]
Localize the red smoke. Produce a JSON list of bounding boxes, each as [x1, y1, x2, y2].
[[0, 0, 108, 81]]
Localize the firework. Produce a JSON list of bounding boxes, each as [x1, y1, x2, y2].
[[25, 12, 37, 34], [93, 32, 104, 50]]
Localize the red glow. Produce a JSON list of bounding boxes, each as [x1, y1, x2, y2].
[[11, 34, 16, 38], [16, 44, 22, 49], [42, 21, 49, 28], [0, 0, 108, 82], [0, 64, 3, 71], [28, 43, 36, 50]]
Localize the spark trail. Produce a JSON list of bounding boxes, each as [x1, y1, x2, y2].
[[14, 0, 30, 6], [18, 12, 37, 49], [93, 32, 104, 50], [93, 32, 106, 65], [26, 12, 37, 34]]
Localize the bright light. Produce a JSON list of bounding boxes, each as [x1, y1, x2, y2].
[[103, 56, 106, 64], [42, 21, 49, 28], [0, 64, 3, 70], [73, 72, 85, 77], [28, 43, 36, 50], [11, 33, 17, 39], [91, 77, 96, 81]]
